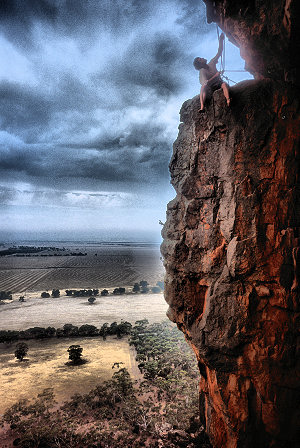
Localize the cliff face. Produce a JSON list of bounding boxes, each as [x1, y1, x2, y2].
[[203, 0, 300, 85], [161, 2, 300, 447]]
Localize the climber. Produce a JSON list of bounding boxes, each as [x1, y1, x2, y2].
[[193, 33, 230, 111]]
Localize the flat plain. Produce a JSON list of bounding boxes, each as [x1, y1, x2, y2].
[[0, 243, 164, 293], [0, 242, 168, 417], [0, 293, 168, 330], [0, 336, 138, 415]]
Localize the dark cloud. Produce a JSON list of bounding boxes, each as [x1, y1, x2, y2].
[[106, 32, 186, 99], [0, 185, 16, 204], [0, 0, 165, 50], [0, 146, 46, 177], [175, 0, 210, 34], [0, 75, 102, 143], [0, 130, 170, 188], [0, 0, 57, 48], [0, 0, 237, 233], [0, 82, 53, 139], [0, 0, 57, 20]]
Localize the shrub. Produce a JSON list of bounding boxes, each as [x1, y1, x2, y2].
[[41, 292, 50, 298], [15, 342, 28, 361], [51, 289, 60, 298], [67, 345, 83, 364]]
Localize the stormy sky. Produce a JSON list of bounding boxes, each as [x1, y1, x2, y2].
[[0, 0, 251, 242]]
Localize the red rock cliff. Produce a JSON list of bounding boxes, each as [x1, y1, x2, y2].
[[161, 2, 300, 447]]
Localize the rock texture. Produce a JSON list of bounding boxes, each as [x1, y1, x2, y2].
[[203, 0, 300, 85], [162, 3, 300, 446], [162, 79, 300, 447]]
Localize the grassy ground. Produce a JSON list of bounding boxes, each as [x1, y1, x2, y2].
[[0, 292, 168, 330], [0, 336, 138, 415]]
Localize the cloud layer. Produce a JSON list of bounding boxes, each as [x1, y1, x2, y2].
[[0, 1, 250, 240]]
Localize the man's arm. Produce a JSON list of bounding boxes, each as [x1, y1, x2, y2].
[[209, 33, 224, 66]]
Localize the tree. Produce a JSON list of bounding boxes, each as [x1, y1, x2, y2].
[[132, 283, 140, 293], [78, 324, 98, 336], [139, 281, 149, 293], [67, 345, 83, 364], [113, 287, 126, 295], [139, 281, 148, 288], [19, 296, 25, 302], [101, 289, 109, 296], [117, 321, 132, 338], [151, 286, 161, 293], [0, 330, 19, 344], [65, 290, 74, 296], [100, 323, 109, 340], [156, 281, 164, 290], [15, 342, 28, 361], [51, 289, 60, 298], [88, 297, 96, 304], [41, 292, 50, 298], [62, 324, 79, 337], [0, 291, 12, 300], [111, 365, 133, 397]]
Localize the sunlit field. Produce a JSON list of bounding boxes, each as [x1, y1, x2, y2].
[[0, 336, 138, 415]]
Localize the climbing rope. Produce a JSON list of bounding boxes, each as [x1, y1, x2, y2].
[[215, 25, 246, 85], [216, 25, 225, 74], [222, 74, 237, 85]]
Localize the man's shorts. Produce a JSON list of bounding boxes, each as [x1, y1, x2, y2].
[[206, 77, 222, 96]]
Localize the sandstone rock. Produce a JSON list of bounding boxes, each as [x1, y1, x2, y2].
[[162, 3, 300, 446], [162, 78, 300, 447], [203, 0, 300, 85]]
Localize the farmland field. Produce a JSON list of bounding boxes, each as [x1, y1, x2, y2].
[[0, 241, 168, 419], [0, 243, 164, 293]]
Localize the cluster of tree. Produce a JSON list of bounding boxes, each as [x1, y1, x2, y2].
[[40, 289, 60, 298], [113, 287, 126, 295], [2, 321, 209, 448], [66, 289, 99, 297], [0, 291, 12, 300], [0, 321, 132, 343], [37, 281, 164, 301], [132, 280, 164, 294], [0, 246, 45, 256], [132, 281, 148, 293], [103, 280, 164, 296], [0, 246, 67, 257], [70, 252, 87, 256]]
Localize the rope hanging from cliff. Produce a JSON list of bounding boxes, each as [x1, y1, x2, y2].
[[216, 25, 225, 74], [215, 25, 246, 85]]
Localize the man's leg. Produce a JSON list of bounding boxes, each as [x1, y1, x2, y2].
[[221, 82, 230, 106], [200, 85, 207, 110]]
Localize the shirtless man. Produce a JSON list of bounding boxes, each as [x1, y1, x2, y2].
[[193, 33, 230, 110]]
